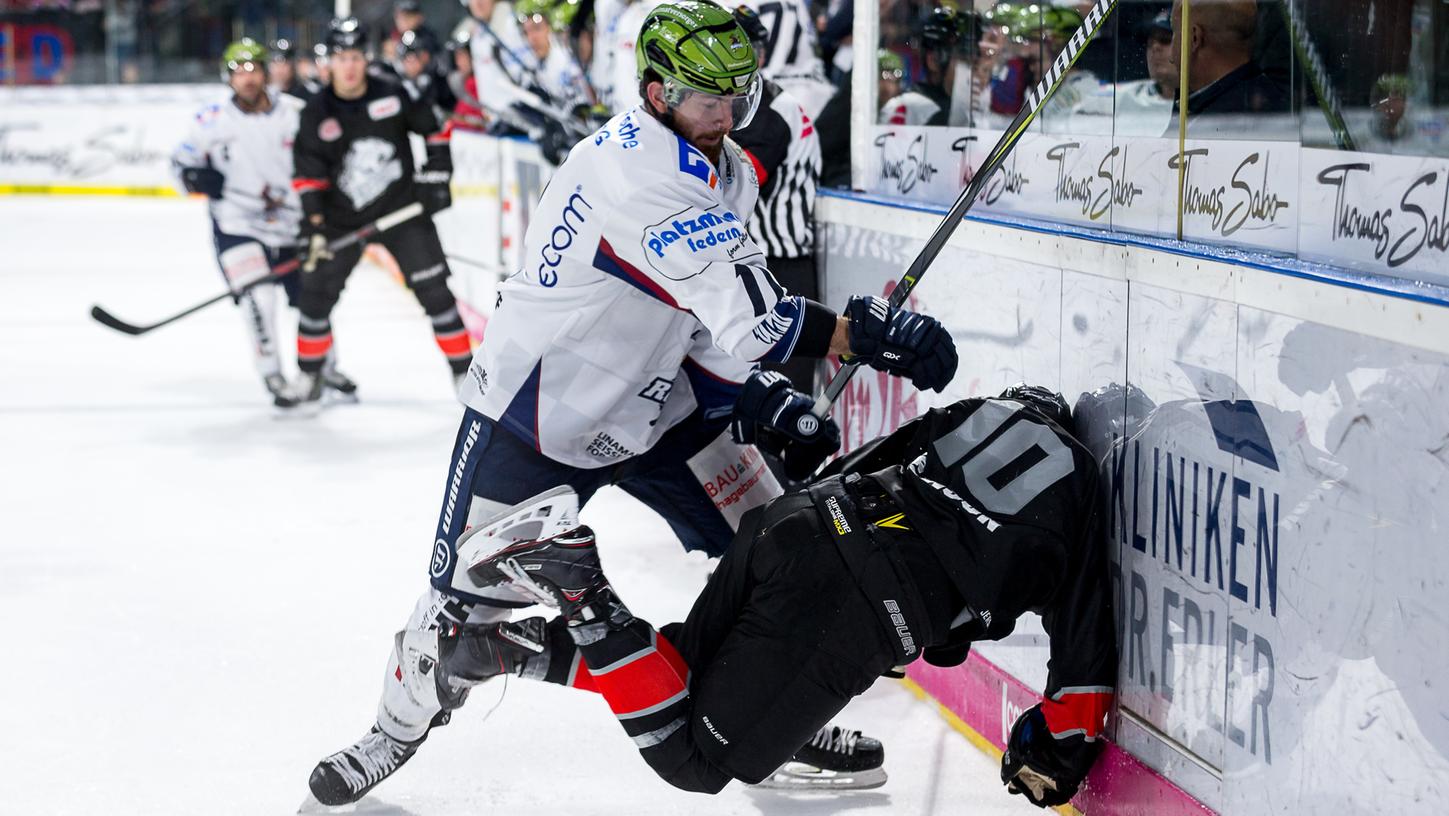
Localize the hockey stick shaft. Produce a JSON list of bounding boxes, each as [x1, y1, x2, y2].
[[811, 0, 1120, 418], [90, 202, 424, 336]]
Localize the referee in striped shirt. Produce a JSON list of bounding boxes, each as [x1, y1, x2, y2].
[[731, 5, 825, 393]]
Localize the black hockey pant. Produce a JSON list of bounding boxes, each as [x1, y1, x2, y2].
[[296, 215, 471, 374], [535, 489, 952, 793]]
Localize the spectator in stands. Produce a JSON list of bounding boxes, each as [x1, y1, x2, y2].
[[1086, 9, 1176, 136], [1165, 0, 1291, 138]]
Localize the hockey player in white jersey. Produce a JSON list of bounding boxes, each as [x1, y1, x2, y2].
[[307, 2, 959, 806], [171, 38, 304, 407]]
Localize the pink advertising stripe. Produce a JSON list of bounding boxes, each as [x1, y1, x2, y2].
[[908, 655, 1214, 816]]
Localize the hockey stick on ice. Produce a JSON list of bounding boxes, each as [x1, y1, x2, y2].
[[811, 0, 1120, 418], [90, 202, 424, 337]]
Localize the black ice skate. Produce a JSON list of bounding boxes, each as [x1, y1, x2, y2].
[[435, 617, 548, 702], [467, 526, 614, 621], [756, 724, 888, 790], [307, 726, 423, 806], [321, 363, 358, 399]]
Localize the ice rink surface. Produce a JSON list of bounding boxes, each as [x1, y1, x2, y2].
[[2, 198, 1043, 815]]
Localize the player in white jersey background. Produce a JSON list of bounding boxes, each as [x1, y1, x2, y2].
[[307, 3, 959, 806], [171, 38, 305, 408]]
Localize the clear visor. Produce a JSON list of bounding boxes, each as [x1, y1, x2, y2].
[[660, 73, 762, 132]]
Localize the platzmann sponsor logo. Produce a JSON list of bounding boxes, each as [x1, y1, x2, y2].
[[645, 211, 742, 258], [883, 600, 917, 655], [825, 496, 852, 535], [537, 188, 592, 287]]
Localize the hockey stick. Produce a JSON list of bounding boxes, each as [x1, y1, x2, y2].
[[90, 202, 424, 337], [811, 0, 1120, 418]]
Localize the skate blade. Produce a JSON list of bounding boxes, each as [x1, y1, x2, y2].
[[297, 792, 404, 813], [752, 762, 888, 791]]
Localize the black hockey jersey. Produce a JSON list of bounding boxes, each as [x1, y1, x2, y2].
[[293, 76, 450, 228], [829, 395, 1115, 714]]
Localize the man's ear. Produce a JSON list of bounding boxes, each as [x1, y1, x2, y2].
[[646, 80, 667, 113]]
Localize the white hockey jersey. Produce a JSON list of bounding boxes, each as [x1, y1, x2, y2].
[[593, 0, 661, 113], [171, 89, 303, 247], [459, 108, 811, 469]]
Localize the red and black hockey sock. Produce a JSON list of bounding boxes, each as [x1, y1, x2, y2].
[[530, 614, 692, 753], [298, 314, 333, 374], [430, 307, 472, 375]]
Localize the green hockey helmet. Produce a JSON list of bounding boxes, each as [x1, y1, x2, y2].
[[221, 37, 269, 80], [549, 0, 584, 32], [514, 0, 553, 24], [878, 48, 905, 82], [636, 1, 761, 129]]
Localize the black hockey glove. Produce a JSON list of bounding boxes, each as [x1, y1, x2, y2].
[[414, 165, 452, 216], [730, 370, 841, 481], [843, 295, 958, 393], [1000, 704, 1101, 808], [180, 166, 225, 199], [538, 118, 573, 166]]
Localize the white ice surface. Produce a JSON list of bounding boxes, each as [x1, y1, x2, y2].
[[1, 198, 1041, 815]]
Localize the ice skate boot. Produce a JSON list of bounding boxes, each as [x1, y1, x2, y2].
[[264, 373, 299, 409], [321, 359, 358, 402], [757, 724, 888, 790], [307, 726, 423, 806], [468, 526, 619, 623], [289, 371, 325, 407]]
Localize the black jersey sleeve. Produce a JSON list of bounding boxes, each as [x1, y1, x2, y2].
[[402, 83, 452, 172], [292, 99, 333, 219]]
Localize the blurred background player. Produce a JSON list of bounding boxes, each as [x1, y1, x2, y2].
[[730, 5, 823, 400], [267, 38, 315, 101], [391, 0, 442, 56], [396, 28, 458, 120], [290, 17, 472, 404], [514, 0, 595, 115], [815, 48, 903, 189], [305, 3, 958, 805], [879, 6, 968, 126], [461, 382, 1115, 804], [171, 38, 305, 408], [444, 31, 491, 132], [464, 0, 590, 160]]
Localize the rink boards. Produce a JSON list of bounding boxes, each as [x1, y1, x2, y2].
[[817, 190, 1449, 814]]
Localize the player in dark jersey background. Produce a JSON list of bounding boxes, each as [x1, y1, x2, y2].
[[453, 379, 1118, 805], [290, 16, 473, 403]]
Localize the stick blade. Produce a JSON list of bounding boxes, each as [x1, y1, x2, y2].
[[89, 305, 147, 336]]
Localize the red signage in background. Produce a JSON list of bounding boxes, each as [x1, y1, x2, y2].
[[0, 24, 74, 84], [831, 282, 922, 453]]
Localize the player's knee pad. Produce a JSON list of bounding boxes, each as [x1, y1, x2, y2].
[[378, 626, 446, 742], [411, 276, 457, 316], [217, 241, 271, 304]]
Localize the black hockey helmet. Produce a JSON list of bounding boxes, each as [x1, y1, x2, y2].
[[1000, 382, 1073, 431], [731, 5, 770, 62], [921, 6, 963, 51], [397, 28, 438, 59], [326, 16, 369, 54], [270, 37, 296, 62]]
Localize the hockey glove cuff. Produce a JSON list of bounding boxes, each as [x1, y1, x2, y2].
[[730, 371, 841, 481], [1000, 704, 1103, 808], [414, 169, 453, 215], [180, 166, 225, 199], [843, 295, 958, 393]]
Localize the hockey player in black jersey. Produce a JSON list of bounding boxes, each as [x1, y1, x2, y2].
[[290, 16, 474, 403], [450, 377, 1116, 805]]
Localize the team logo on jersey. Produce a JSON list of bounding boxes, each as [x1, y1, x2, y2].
[[338, 137, 403, 210], [676, 135, 718, 188], [318, 117, 342, 142], [367, 96, 402, 121]]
